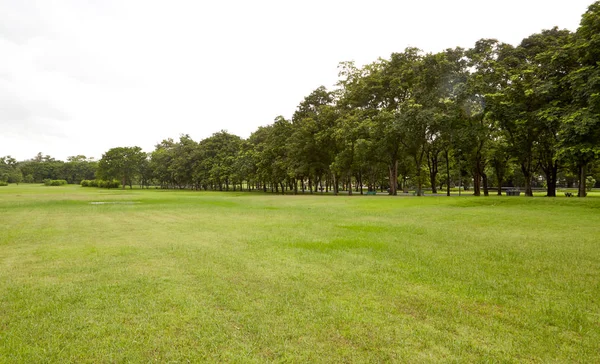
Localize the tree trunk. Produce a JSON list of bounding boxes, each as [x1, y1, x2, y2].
[[493, 161, 505, 196], [388, 160, 398, 195], [496, 168, 503, 196], [524, 175, 532, 197], [359, 172, 363, 195], [332, 174, 339, 195], [472, 169, 481, 196], [348, 174, 353, 196], [578, 164, 587, 197], [415, 149, 426, 196], [518, 157, 534, 196], [445, 150, 451, 196], [482, 172, 489, 196], [430, 171, 437, 194], [415, 167, 422, 196], [542, 161, 558, 197], [427, 150, 439, 194], [524, 178, 532, 197]]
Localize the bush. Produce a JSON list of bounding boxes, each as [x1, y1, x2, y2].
[[83, 179, 120, 189], [106, 180, 120, 189], [0, 181, 8, 187], [44, 179, 67, 186], [586, 176, 596, 192]]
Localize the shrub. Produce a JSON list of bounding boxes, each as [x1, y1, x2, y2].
[[88, 179, 120, 189], [44, 179, 68, 186], [586, 176, 596, 192], [0, 181, 8, 187]]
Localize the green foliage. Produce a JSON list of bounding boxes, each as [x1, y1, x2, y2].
[[587, 176, 596, 191], [81, 179, 119, 189], [98, 180, 120, 189], [98, 146, 146, 189], [0, 181, 8, 186], [43, 179, 68, 186], [3, 2, 600, 197]]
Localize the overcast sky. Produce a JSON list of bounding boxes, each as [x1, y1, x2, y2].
[[0, 0, 593, 161]]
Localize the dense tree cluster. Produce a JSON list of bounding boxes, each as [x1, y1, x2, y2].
[[0, 153, 97, 185], [2, 3, 599, 196]]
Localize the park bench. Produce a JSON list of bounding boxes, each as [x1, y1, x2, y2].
[[564, 192, 573, 197], [506, 189, 521, 196], [366, 190, 377, 195]]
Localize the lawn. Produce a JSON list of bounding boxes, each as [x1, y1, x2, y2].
[[1, 184, 599, 362]]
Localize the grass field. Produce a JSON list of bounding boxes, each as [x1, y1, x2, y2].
[[1, 184, 599, 362]]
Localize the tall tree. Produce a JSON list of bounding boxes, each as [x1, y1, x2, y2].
[[98, 146, 146, 189], [560, 1, 600, 197]]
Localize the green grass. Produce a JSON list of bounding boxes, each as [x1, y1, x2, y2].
[[1, 184, 599, 362]]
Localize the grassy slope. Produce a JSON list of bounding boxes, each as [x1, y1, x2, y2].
[[0, 185, 599, 362]]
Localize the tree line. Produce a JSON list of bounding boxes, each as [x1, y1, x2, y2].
[[2, 2, 599, 196], [0, 153, 97, 186]]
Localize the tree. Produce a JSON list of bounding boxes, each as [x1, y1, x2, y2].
[[18, 153, 66, 183], [461, 39, 515, 196], [150, 139, 176, 188], [64, 155, 97, 184], [170, 135, 199, 189], [560, 1, 600, 197], [520, 27, 574, 197], [290, 87, 337, 194], [98, 146, 146, 189], [195, 131, 242, 191]]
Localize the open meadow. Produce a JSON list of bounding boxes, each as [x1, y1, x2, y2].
[[1, 184, 599, 362]]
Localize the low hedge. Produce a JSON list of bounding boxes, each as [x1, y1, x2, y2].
[[81, 179, 120, 189], [43, 179, 68, 186]]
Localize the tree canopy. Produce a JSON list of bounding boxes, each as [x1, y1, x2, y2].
[[4, 2, 600, 197]]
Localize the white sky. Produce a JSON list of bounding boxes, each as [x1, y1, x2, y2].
[[0, 0, 593, 161]]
